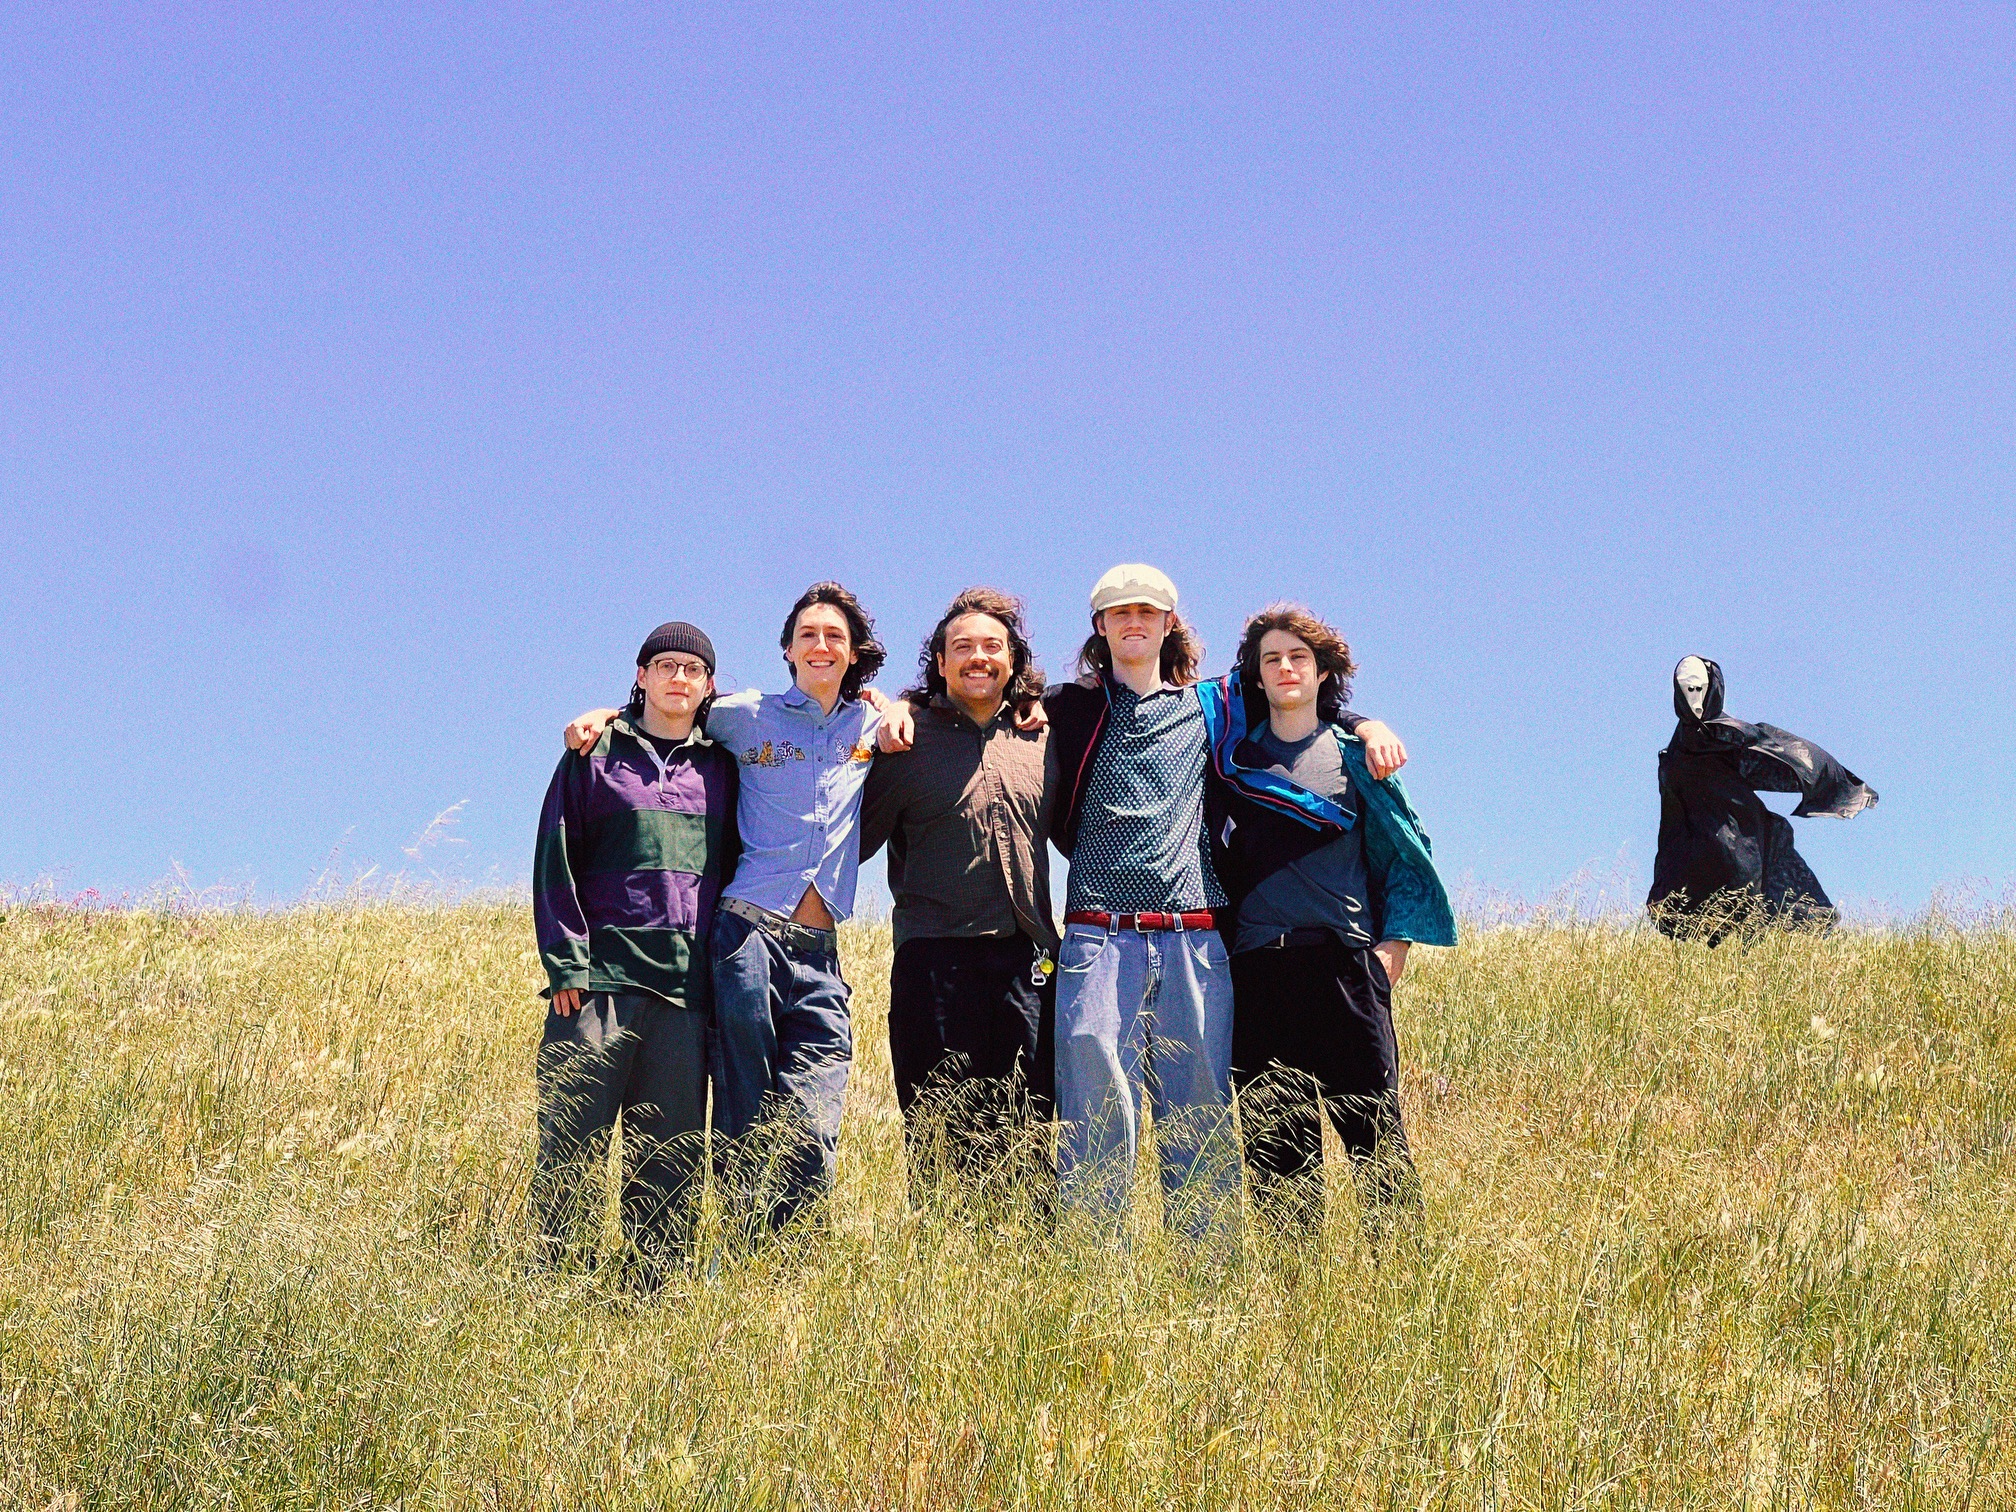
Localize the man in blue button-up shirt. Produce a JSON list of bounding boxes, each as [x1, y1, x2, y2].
[[566, 581, 914, 1239], [702, 677, 879, 925]]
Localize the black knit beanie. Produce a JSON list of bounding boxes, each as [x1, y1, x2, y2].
[[637, 621, 716, 673]]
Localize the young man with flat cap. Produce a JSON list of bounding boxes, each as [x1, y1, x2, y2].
[[1042, 566, 1407, 1243], [533, 620, 738, 1281]]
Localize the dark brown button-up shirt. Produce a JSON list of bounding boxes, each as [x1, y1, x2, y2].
[[859, 695, 1057, 951]]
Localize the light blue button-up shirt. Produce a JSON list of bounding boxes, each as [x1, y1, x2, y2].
[[704, 684, 882, 921]]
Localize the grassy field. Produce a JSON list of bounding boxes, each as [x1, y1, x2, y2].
[[2, 902, 2012, 1509]]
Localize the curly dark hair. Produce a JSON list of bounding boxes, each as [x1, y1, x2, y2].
[[1076, 608, 1204, 687], [779, 581, 886, 702], [902, 586, 1046, 709], [1236, 603, 1356, 724]]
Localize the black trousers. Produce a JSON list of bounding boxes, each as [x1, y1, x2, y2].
[[534, 992, 709, 1271], [1230, 939, 1420, 1233], [887, 933, 1055, 1205]]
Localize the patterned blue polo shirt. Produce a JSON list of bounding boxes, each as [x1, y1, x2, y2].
[[1063, 682, 1228, 914]]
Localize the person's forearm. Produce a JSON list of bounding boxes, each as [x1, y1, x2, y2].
[[565, 708, 622, 752]]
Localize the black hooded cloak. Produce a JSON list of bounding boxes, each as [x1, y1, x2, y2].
[[1647, 656, 1877, 941]]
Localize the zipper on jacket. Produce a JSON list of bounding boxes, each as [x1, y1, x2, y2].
[[1064, 683, 1111, 852]]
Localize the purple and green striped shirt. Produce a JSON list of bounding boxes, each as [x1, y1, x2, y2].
[[534, 715, 739, 1007]]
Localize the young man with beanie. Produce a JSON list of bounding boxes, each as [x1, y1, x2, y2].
[[1041, 566, 1408, 1243], [859, 587, 1057, 1209], [533, 620, 738, 1280], [1204, 605, 1455, 1243], [563, 583, 914, 1240]]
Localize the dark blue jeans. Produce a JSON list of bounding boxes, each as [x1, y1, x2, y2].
[[534, 991, 709, 1270], [708, 907, 852, 1236]]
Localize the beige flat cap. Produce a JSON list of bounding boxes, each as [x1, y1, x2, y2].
[[1089, 563, 1178, 615]]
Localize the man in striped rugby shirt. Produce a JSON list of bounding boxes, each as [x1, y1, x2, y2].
[[533, 620, 738, 1280]]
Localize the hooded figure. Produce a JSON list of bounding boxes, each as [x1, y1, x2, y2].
[[1648, 656, 1877, 941]]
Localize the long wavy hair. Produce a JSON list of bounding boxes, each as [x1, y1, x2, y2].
[[1236, 602, 1356, 724], [903, 586, 1046, 708], [1075, 608, 1203, 687], [778, 581, 886, 702]]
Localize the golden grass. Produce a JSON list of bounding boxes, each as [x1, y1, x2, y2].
[[2, 903, 2011, 1508]]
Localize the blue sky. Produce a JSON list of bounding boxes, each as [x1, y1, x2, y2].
[[3, 4, 2010, 914]]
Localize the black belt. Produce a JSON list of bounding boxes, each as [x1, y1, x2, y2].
[[1250, 928, 1335, 951]]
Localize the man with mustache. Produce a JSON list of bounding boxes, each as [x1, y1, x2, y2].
[[858, 587, 1056, 1207]]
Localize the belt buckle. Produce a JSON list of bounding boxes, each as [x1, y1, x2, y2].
[[1129, 913, 1150, 934]]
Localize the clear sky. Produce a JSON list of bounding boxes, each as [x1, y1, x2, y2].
[[4, 4, 2011, 915]]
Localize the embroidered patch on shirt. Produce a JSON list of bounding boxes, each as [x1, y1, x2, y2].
[[743, 740, 808, 767]]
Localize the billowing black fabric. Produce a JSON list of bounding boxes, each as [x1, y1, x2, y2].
[[1647, 657, 1877, 941]]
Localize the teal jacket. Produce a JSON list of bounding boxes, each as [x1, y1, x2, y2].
[[1197, 672, 1457, 948]]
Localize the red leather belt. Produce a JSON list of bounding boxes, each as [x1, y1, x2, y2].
[[1063, 910, 1218, 932]]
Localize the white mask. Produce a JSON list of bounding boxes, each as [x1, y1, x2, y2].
[[1675, 655, 1711, 719]]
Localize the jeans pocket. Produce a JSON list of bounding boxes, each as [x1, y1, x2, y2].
[[1058, 924, 1110, 975], [711, 912, 759, 964], [1182, 929, 1228, 975]]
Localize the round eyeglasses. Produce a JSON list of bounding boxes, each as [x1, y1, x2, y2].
[[645, 657, 711, 680]]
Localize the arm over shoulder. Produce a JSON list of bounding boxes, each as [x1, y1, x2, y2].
[[703, 687, 763, 750], [857, 745, 908, 862]]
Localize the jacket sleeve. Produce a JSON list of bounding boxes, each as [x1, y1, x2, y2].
[[1042, 683, 1096, 857], [857, 748, 905, 862], [1203, 765, 1243, 906], [718, 752, 743, 882], [533, 750, 595, 997], [1346, 744, 1458, 948]]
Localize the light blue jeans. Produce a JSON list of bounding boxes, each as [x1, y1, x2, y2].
[[1053, 921, 1240, 1241]]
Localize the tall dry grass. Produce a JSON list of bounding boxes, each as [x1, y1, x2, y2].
[[1, 902, 2011, 1508]]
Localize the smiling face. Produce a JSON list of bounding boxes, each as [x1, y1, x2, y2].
[[1095, 602, 1171, 672], [1256, 628, 1326, 714], [785, 602, 858, 697], [1676, 655, 1711, 719], [935, 611, 1014, 716]]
